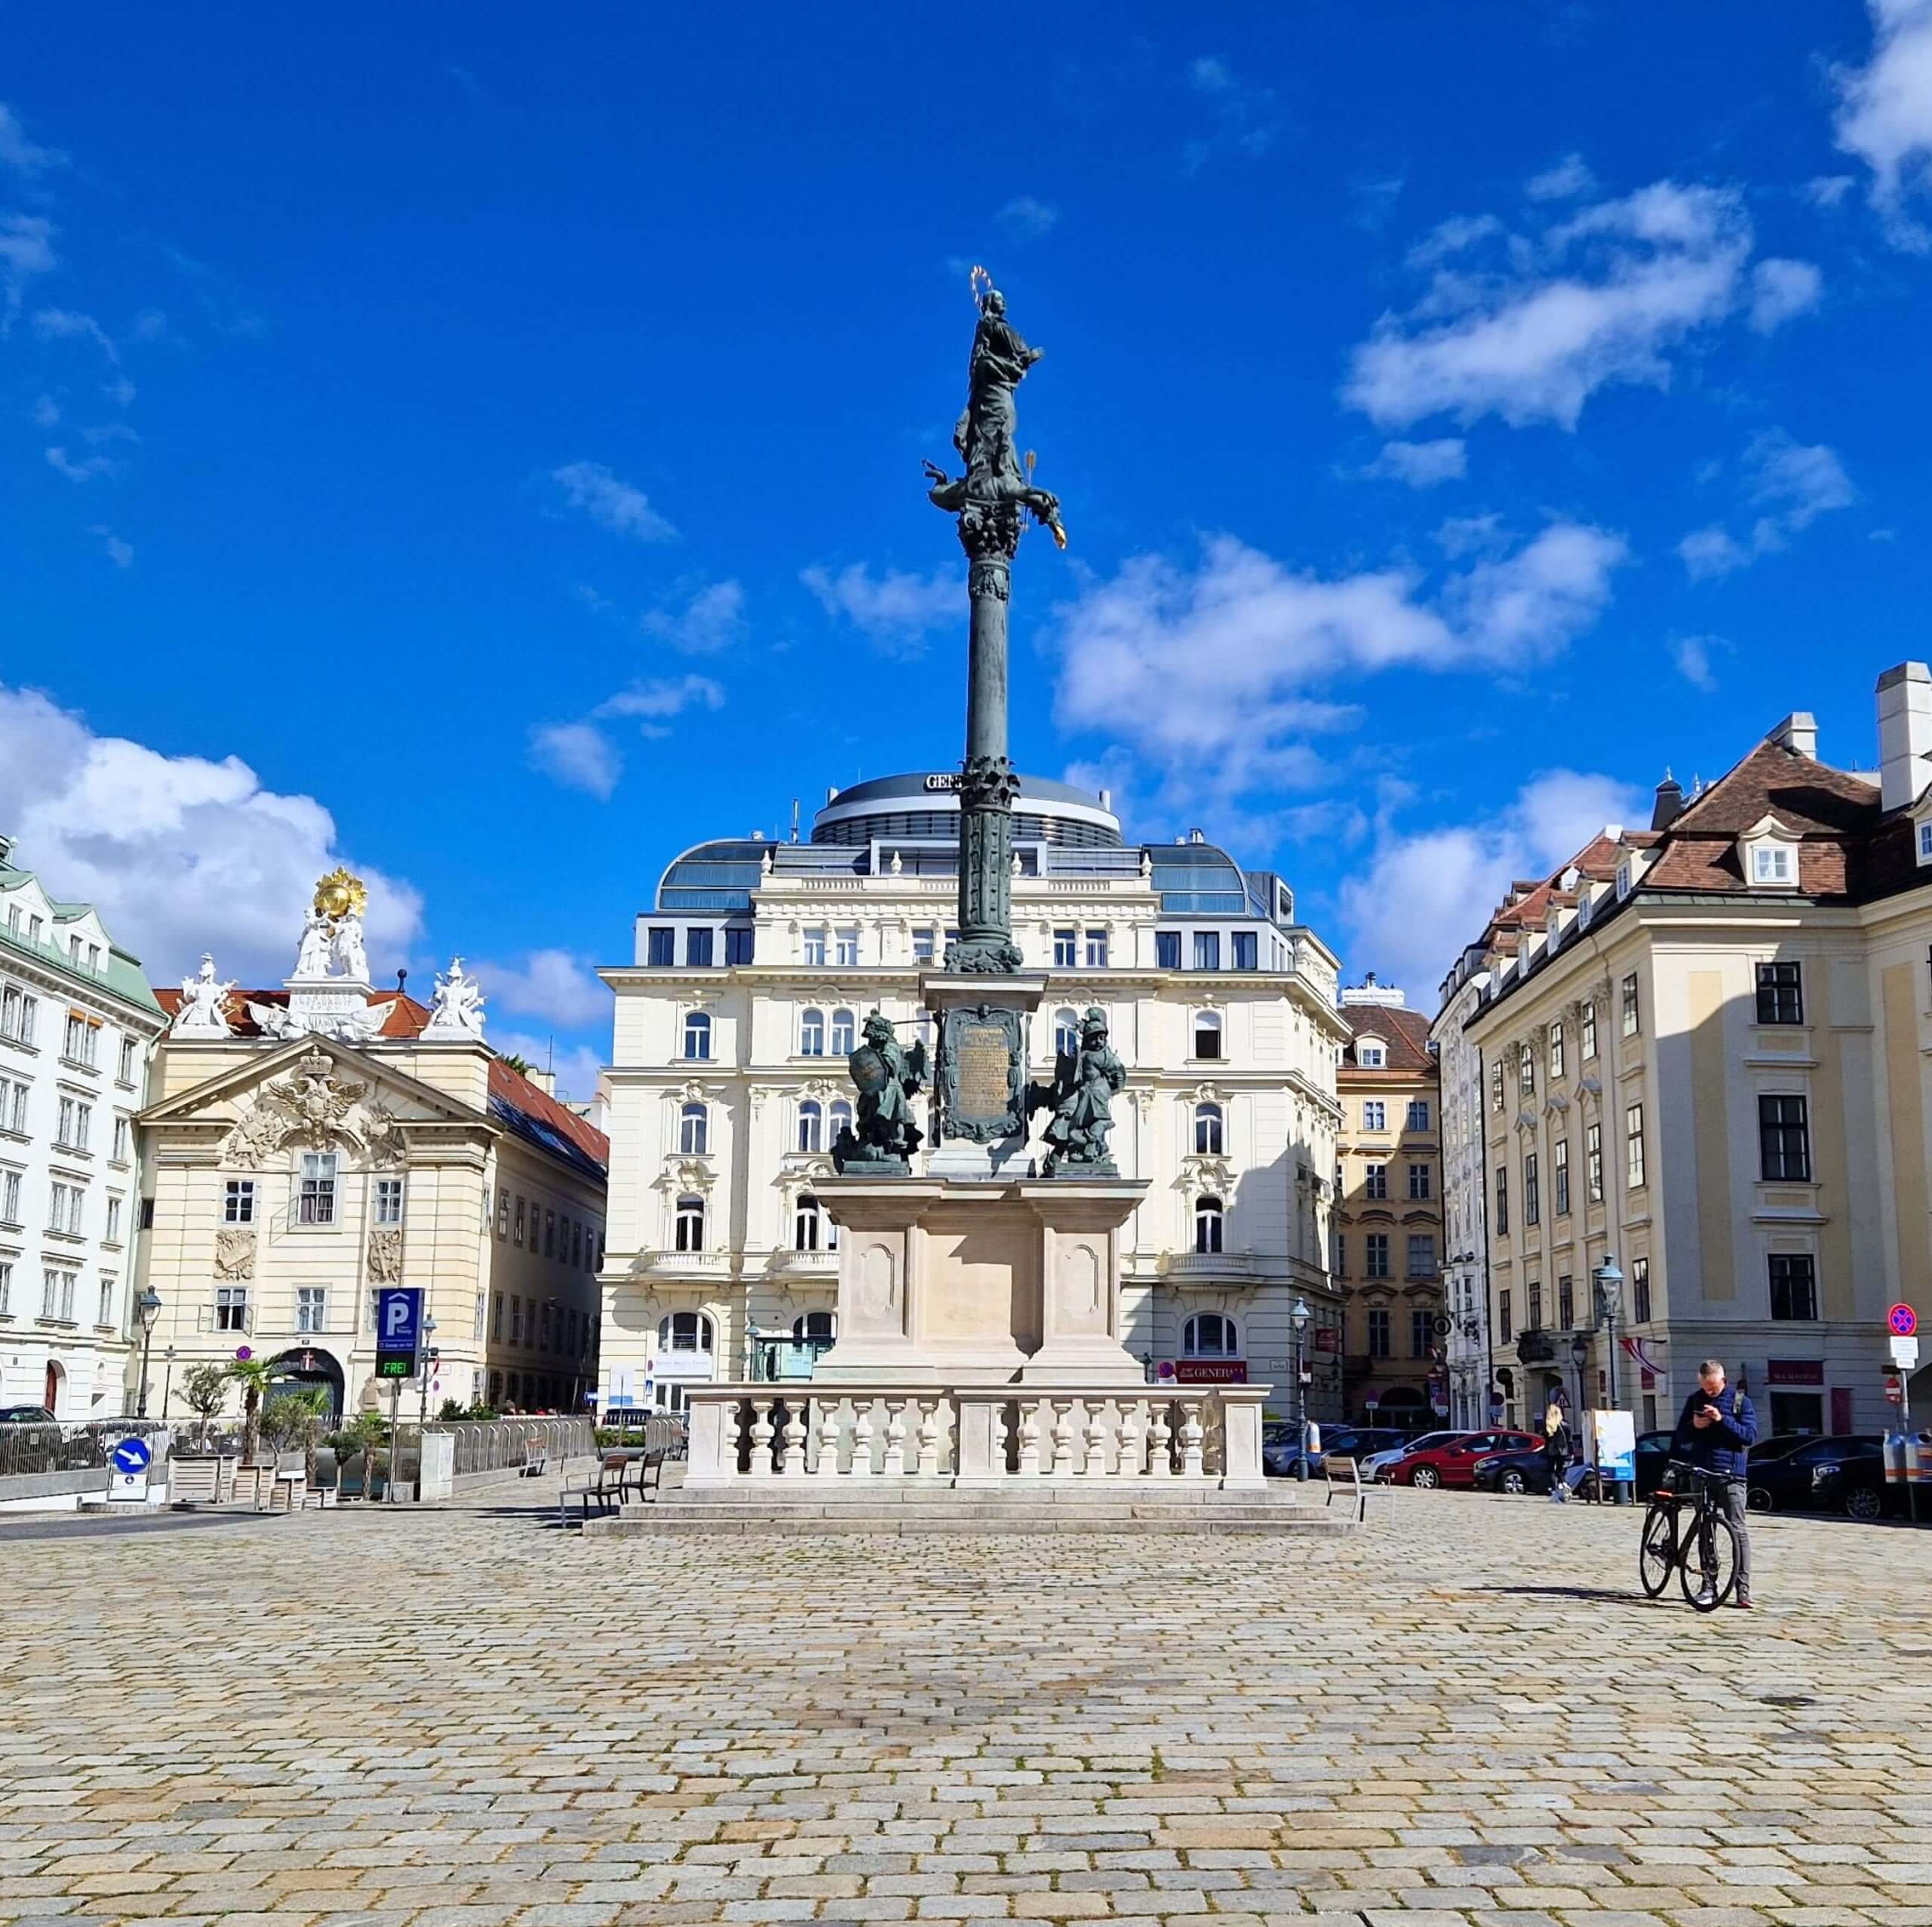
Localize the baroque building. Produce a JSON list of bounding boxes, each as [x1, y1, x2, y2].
[[137, 880, 607, 1420], [1334, 981, 1442, 1427], [1457, 664, 1932, 1439], [597, 773, 1348, 1416], [0, 836, 169, 1418]]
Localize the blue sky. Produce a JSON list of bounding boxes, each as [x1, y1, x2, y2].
[[5, 2, 1932, 1094]]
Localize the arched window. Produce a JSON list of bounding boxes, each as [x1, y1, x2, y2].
[[1193, 1194, 1224, 1254], [1193, 1011, 1223, 1060], [657, 1310, 714, 1353], [829, 1098, 853, 1143], [678, 1102, 708, 1155], [793, 1309, 836, 1342], [674, 1194, 705, 1252], [797, 1100, 823, 1154], [831, 1008, 856, 1055], [1182, 1311, 1238, 1358], [800, 1008, 825, 1057], [1053, 1007, 1079, 1057], [1193, 1103, 1224, 1156], [794, 1192, 825, 1250], [682, 1011, 711, 1061]]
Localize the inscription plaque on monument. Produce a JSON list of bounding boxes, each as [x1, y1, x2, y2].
[[938, 1003, 1026, 1143], [955, 1023, 1011, 1116]]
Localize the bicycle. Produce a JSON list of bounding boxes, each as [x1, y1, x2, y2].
[[1637, 1460, 1742, 1612]]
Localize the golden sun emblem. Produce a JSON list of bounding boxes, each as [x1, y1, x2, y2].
[[312, 866, 368, 919]]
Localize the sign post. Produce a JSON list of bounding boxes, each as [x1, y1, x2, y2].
[[1885, 1306, 1918, 1526], [107, 1434, 152, 1506], [374, 1287, 423, 1508]]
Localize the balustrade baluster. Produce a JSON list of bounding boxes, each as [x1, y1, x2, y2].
[[1082, 1400, 1110, 1476], [1178, 1396, 1206, 1478], [748, 1398, 775, 1480], [849, 1398, 876, 1476], [1146, 1400, 1173, 1478], [882, 1398, 908, 1475], [1049, 1398, 1076, 1477], [1118, 1398, 1145, 1477], [813, 1397, 843, 1478], [777, 1401, 804, 1477], [1016, 1398, 1041, 1477], [914, 1398, 942, 1477]]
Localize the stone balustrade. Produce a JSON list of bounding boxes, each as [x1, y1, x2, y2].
[[683, 1381, 1269, 1490]]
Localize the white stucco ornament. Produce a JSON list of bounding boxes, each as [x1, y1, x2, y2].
[[174, 953, 235, 1036], [423, 956, 487, 1041]]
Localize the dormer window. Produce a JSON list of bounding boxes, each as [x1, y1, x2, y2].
[[1918, 821, 1932, 867], [1740, 814, 1802, 891], [1752, 845, 1794, 885], [1615, 861, 1633, 899], [1357, 1039, 1386, 1068]]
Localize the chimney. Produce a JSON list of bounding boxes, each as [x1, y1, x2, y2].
[[1879, 662, 1932, 812], [1651, 769, 1685, 830], [1768, 712, 1818, 761], [527, 1066, 557, 1096]]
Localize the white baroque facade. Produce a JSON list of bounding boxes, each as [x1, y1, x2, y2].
[[1432, 956, 1494, 1429], [0, 836, 169, 1418], [599, 773, 1349, 1417]]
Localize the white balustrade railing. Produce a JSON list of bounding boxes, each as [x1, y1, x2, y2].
[[682, 1382, 1269, 1490]]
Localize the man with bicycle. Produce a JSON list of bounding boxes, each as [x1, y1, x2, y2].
[[1672, 1359, 1758, 1609]]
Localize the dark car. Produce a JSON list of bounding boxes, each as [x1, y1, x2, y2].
[[1475, 1428, 1676, 1498], [0, 1405, 57, 1424], [1746, 1435, 1887, 1515]]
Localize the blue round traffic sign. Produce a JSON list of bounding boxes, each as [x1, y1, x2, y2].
[[111, 1437, 152, 1475], [1889, 1303, 1918, 1338]]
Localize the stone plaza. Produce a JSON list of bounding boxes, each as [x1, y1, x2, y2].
[[3, 1490, 1930, 1926]]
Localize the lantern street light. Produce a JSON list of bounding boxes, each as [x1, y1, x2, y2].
[[1593, 1254, 1627, 1505], [1291, 1296, 1312, 1481], [135, 1286, 163, 1417]]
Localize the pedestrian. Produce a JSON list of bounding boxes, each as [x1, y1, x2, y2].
[[1672, 1359, 1758, 1609], [1543, 1399, 1571, 1504]]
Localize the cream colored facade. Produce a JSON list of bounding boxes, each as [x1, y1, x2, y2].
[[598, 773, 1349, 1418], [137, 1031, 606, 1419]]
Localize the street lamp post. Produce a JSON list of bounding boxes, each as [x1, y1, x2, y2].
[[1593, 1254, 1626, 1505], [1569, 1330, 1590, 1425], [1291, 1296, 1312, 1481], [134, 1287, 163, 1417], [161, 1346, 177, 1421]]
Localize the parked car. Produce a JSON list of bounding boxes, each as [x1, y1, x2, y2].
[[1324, 1428, 1410, 1462], [1812, 1442, 1900, 1521], [1393, 1429, 1541, 1488], [1745, 1435, 1887, 1515], [0, 1405, 57, 1424], [1360, 1430, 1467, 1482], [1471, 1444, 1556, 1495]]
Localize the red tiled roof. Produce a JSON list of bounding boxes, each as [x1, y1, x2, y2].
[[1340, 1002, 1436, 1074], [154, 987, 435, 1039], [489, 1056, 609, 1167]]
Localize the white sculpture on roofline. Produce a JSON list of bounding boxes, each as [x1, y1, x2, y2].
[[174, 953, 235, 1036], [245, 869, 396, 1044], [422, 956, 487, 1041]]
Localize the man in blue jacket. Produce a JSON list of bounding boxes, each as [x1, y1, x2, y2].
[[1672, 1359, 1758, 1609]]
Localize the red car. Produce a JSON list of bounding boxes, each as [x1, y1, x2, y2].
[[1393, 1428, 1543, 1488]]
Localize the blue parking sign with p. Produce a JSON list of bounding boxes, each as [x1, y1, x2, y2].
[[375, 1287, 423, 1379]]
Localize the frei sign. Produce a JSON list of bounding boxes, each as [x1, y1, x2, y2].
[[374, 1287, 424, 1381]]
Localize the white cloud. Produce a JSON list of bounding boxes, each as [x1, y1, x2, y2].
[[0, 683, 422, 983], [471, 950, 609, 1029], [45, 445, 118, 483], [87, 524, 132, 568], [995, 195, 1059, 238], [639, 579, 742, 654], [594, 673, 725, 735], [1834, 0, 1932, 247], [0, 103, 66, 176], [1344, 180, 1758, 430], [801, 560, 958, 654], [1362, 437, 1467, 486], [528, 722, 621, 799], [1183, 54, 1279, 170], [1677, 526, 1749, 579], [0, 214, 56, 322], [1672, 634, 1723, 691], [492, 1029, 605, 1107], [29, 394, 58, 427], [1525, 152, 1596, 201], [32, 307, 117, 362], [1805, 173, 1857, 208], [549, 460, 675, 542], [1747, 257, 1822, 332], [1679, 430, 1854, 578], [1338, 769, 1645, 996]]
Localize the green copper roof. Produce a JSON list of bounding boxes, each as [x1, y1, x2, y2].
[[0, 861, 164, 1017]]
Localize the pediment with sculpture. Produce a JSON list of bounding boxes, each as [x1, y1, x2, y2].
[[219, 1046, 419, 1171]]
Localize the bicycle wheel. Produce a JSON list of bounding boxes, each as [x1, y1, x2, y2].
[[1678, 1510, 1740, 1612], [1638, 1506, 1676, 1597]]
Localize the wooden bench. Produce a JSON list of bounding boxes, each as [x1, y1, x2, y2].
[[1323, 1454, 1368, 1523], [559, 1451, 630, 1525]]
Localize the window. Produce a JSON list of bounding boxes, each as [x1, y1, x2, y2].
[[831, 1009, 856, 1055], [1751, 843, 1795, 885], [1550, 1022, 1565, 1081], [1357, 1161, 1385, 1201], [1553, 1140, 1570, 1215], [1156, 931, 1181, 970], [296, 1285, 327, 1333], [1194, 1103, 1224, 1156], [513, 1197, 525, 1246], [137, 1195, 152, 1230], [1490, 1059, 1504, 1112], [0, 986, 33, 1045], [1620, 973, 1640, 1036], [794, 1193, 835, 1251], [1232, 930, 1258, 971], [1181, 1311, 1238, 1358], [723, 925, 754, 966], [1407, 1234, 1436, 1279], [677, 1102, 708, 1155], [1494, 1164, 1509, 1235], [1358, 1042, 1386, 1069], [510, 1296, 524, 1345], [1362, 1100, 1386, 1131], [39, 1266, 75, 1322], [1768, 1252, 1818, 1321], [1411, 1307, 1433, 1358], [544, 1208, 556, 1257], [1499, 1290, 1513, 1342], [215, 1284, 248, 1332], [1407, 1099, 1430, 1131], [682, 1011, 711, 1060], [1367, 1308, 1391, 1358], [496, 1189, 509, 1238], [793, 1310, 835, 1342], [803, 928, 827, 967], [0, 1257, 12, 1314], [117, 1036, 137, 1083], [1581, 1002, 1598, 1060], [1755, 961, 1804, 1026], [913, 927, 935, 964], [45, 1181, 83, 1234], [674, 1194, 705, 1252], [571, 1220, 582, 1268], [110, 1115, 129, 1162], [647, 927, 675, 966], [1528, 1281, 1543, 1329], [1408, 1161, 1431, 1201], [830, 1099, 852, 1144], [1053, 929, 1077, 968], [1518, 1045, 1534, 1096], [800, 1008, 825, 1057], [492, 1292, 504, 1340], [1193, 931, 1221, 971], [1364, 1232, 1390, 1278], [1758, 1094, 1812, 1181], [835, 928, 859, 967], [0, 1077, 24, 1134], [797, 1100, 823, 1154], [1586, 1122, 1603, 1203], [1, 1168, 22, 1223], [104, 1194, 122, 1244], [1053, 1008, 1080, 1057], [374, 1177, 404, 1226], [1083, 928, 1108, 968], [1631, 1256, 1651, 1322], [62, 1014, 100, 1066], [475, 1293, 487, 1342], [685, 927, 714, 968], [54, 1097, 89, 1149], [539, 1302, 552, 1350], [1193, 1011, 1223, 1060], [298, 1152, 337, 1225], [1922, 823, 1932, 866], [1193, 1195, 1224, 1254], [1626, 1103, 1646, 1189], [658, 1309, 714, 1353]]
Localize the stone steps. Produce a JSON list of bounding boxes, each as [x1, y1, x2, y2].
[[582, 1493, 1357, 1536]]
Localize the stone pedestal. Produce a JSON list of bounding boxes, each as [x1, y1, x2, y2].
[[815, 1174, 1144, 1387], [922, 970, 1045, 1177]]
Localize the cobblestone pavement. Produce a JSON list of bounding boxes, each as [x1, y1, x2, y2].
[[3, 1486, 1930, 1927]]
